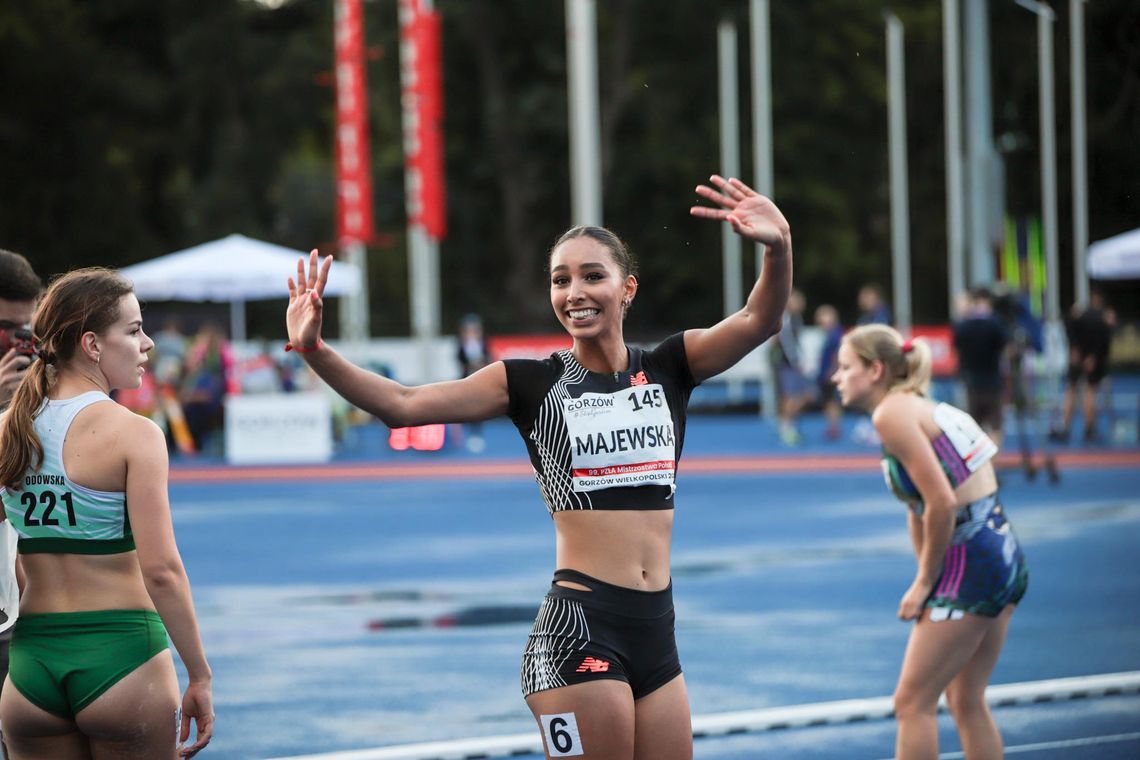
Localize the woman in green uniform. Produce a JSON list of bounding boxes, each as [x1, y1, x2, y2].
[[0, 269, 213, 758]]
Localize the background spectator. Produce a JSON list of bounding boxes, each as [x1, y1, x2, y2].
[[0, 249, 41, 759], [1053, 291, 1114, 443], [952, 287, 1009, 448], [856, 283, 892, 326], [814, 304, 844, 441], [992, 287, 1057, 482], [769, 289, 812, 446], [179, 323, 234, 454], [457, 314, 490, 452], [0, 250, 42, 407], [153, 318, 188, 389]]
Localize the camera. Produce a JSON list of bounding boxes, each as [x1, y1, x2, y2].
[[0, 327, 39, 360]]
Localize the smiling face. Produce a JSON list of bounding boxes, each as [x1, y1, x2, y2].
[[90, 294, 154, 391], [549, 235, 637, 341], [832, 341, 884, 410]]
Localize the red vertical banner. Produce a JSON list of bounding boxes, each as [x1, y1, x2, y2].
[[399, 0, 447, 241], [334, 0, 375, 245]]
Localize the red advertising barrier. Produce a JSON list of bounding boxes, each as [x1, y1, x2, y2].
[[334, 0, 375, 245], [908, 325, 958, 377], [488, 335, 572, 362], [388, 424, 446, 451]]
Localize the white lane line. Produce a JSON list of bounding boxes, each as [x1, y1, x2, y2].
[[870, 730, 1140, 760], [264, 671, 1140, 760]]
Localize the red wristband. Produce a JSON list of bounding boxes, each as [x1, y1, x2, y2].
[[285, 339, 323, 354]]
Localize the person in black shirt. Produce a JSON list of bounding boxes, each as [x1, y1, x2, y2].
[[0, 249, 41, 760], [284, 175, 793, 760], [1052, 292, 1113, 443], [952, 289, 1009, 447]]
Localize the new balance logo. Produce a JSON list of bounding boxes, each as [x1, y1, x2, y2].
[[630, 371, 648, 386], [575, 656, 611, 673]]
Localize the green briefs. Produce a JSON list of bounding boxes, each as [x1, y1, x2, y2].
[[10, 609, 168, 719]]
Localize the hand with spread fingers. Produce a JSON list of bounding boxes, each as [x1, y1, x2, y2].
[[286, 249, 332, 352], [690, 174, 791, 251]]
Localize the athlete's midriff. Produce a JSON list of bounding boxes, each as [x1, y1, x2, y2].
[[553, 509, 674, 591], [950, 466, 998, 506], [19, 552, 156, 614]]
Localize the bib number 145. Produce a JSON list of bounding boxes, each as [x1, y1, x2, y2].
[[627, 387, 663, 412]]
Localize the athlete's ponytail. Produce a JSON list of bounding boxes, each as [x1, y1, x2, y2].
[[842, 324, 932, 396], [0, 357, 53, 490]]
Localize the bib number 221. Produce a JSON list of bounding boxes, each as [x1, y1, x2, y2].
[[20, 491, 77, 527]]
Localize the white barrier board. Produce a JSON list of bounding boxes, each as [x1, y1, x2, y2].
[[224, 392, 333, 465]]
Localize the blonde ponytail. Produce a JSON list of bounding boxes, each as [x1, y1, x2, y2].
[[895, 337, 933, 395]]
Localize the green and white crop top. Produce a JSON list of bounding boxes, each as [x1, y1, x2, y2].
[[0, 392, 135, 554], [881, 402, 998, 507]]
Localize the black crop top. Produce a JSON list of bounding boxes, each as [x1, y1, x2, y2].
[[504, 332, 697, 514]]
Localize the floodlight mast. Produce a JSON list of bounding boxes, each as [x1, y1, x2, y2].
[[1013, 0, 1060, 323]]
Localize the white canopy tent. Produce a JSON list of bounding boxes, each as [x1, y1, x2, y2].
[[1087, 227, 1140, 280], [119, 234, 362, 341]]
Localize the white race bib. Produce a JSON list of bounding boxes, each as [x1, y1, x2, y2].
[[562, 384, 676, 493], [933, 403, 998, 473]]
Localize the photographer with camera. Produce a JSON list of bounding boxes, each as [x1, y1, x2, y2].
[[0, 251, 42, 409], [0, 249, 41, 760]]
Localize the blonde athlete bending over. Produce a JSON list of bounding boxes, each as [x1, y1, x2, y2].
[[0, 269, 213, 759], [833, 325, 1028, 760], [285, 175, 792, 760]]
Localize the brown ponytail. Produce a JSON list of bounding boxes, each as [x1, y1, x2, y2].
[[0, 268, 133, 490]]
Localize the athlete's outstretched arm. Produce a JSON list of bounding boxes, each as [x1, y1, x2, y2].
[[686, 175, 792, 383], [286, 251, 509, 427]]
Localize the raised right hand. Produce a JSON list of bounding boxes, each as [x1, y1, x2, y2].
[[286, 249, 331, 352]]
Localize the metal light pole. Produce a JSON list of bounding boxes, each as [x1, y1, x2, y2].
[[718, 20, 745, 403], [964, 0, 997, 287], [943, 0, 966, 316], [566, 0, 602, 226], [750, 0, 774, 222], [750, 0, 775, 419], [1015, 0, 1060, 323], [718, 21, 743, 320], [1070, 0, 1089, 305], [886, 12, 912, 333]]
